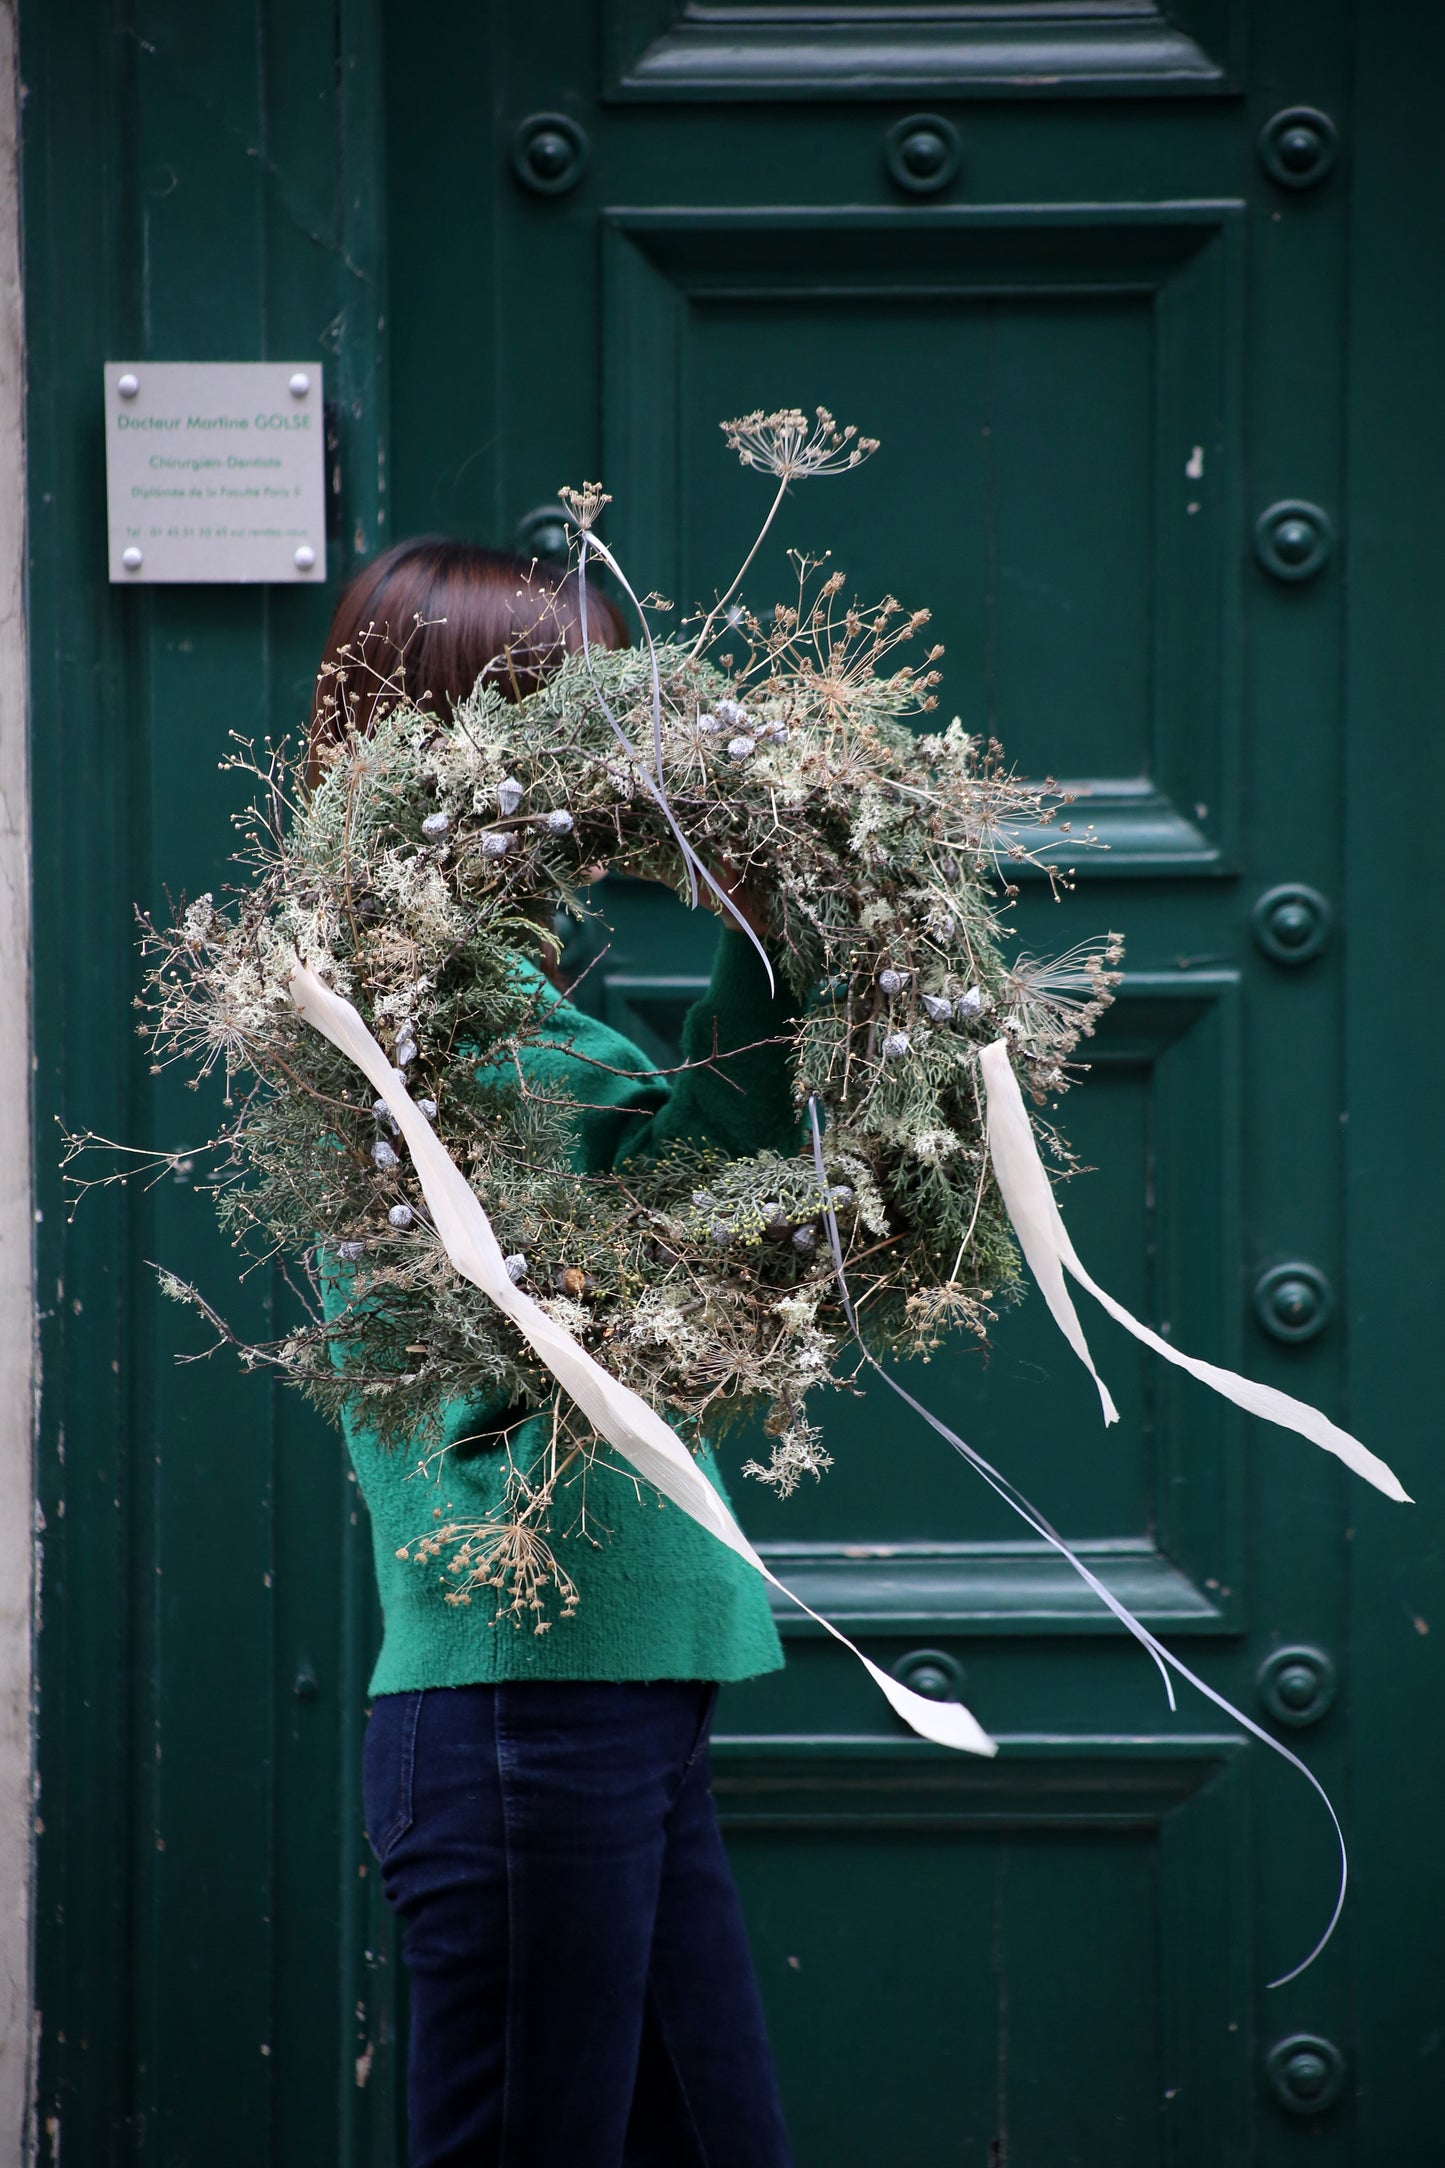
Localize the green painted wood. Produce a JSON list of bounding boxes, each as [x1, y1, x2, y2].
[[25, 7, 137, 2156], [26, 0, 1444, 2160], [603, 0, 1241, 101], [25, 2, 402, 2161], [1342, 13, 1445, 2163], [393, 5, 1356, 2159], [713, 1736, 1249, 2167], [601, 204, 1243, 871]]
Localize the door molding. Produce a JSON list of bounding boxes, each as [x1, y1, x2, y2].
[[604, 0, 1242, 101]]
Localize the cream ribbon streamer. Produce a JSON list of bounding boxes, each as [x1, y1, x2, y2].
[[574, 529, 777, 998], [288, 961, 996, 1758], [977, 1038, 1411, 1504]]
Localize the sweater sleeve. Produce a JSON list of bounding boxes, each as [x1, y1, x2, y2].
[[325, 927, 801, 1459], [557, 926, 800, 1173]]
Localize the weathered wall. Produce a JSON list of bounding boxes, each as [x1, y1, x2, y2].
[[0, 0, 32, 2155]]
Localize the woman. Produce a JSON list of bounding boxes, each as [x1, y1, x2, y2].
[[310, 539, 797, 2168]]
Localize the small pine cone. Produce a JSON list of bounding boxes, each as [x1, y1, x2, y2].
[[727, 735, 756, 762], [416, 1097, 438, 1120], [481, 831, 515, 860], [337, 1240, 365, 1263], [829, 1184, 855, 1211], [791, 1225, 817, 1255], [955, 986, 983, 1019], [372, 1096, 398, 1129], [715, 697, 748, 727], [496, 776, 524, 816], [881, 1030, 911, 1060], [504, 1254, 528, 1284], [921, 994, 953, 1024], [556, 1265, 590, 1298], [708, 1219, 734, 1248], [373, 1138, 402, 1170], [877, 968, 909, 996], [388, 1203, 415, 1229], [544, 809, 574, 836], [695, 712, 722, 735], [421, 811, 450, 839]]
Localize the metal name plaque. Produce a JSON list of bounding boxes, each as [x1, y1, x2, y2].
[[104, 361, 327, 584]]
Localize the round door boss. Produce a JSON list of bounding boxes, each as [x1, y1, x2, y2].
[[1256, 1644, 1336, 1728], [1251, 882, 1332, 964], [1264, 2033, 1347, 2114], [884, 114, 962, 195], [1258, 107, 1340, 190], [1254, 500, 1335, 581], [1253, 1262, 1333, 1344], [511, 112, 590, 196], [893, 1648, 966, 1701]]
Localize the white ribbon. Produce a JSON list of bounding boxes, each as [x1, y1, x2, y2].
[[977, 1038, 1411, 1504], [573, 530, 776, 998], [289, 961, 995, 1757], [290, 961, 1406, 1977]]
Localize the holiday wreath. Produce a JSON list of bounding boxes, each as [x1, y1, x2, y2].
[[74, 408, 1410, 1967], [123, 417, 1121, 1518]]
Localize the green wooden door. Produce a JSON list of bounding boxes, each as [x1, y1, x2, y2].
[[29, 3, 1445, 2162]]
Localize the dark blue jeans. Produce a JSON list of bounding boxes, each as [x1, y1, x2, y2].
[[363, 1680, 793, 2168]]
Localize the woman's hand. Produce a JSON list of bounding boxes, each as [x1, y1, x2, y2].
[[706, 857, 768, 943], [572, 855, 768, 943]]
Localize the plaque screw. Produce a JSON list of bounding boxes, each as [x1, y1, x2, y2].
[[293, 545, 316, 572], [117, 372, 139, 399], [288, 372, 310, 398], [121, 547, 143, 572]]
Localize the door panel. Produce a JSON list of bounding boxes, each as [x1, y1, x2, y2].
[[35, 0, 1445, 2160], [605, 208, 1242, 868], [718, 1738, 1248, 2168], [410, 1, 1348, 2154]]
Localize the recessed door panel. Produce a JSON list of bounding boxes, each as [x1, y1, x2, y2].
[[607, 210, 1243, 868], [717, 1738, 1249, 2168]]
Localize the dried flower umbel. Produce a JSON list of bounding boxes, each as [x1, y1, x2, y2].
[[721, 406, 880, 482], [68, 408, 1117, 1625]]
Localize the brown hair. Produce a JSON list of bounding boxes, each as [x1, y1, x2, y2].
[[308, 537, 628, 782]]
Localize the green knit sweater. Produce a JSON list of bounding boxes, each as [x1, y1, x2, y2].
[[330, 927, 797, 1694]]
